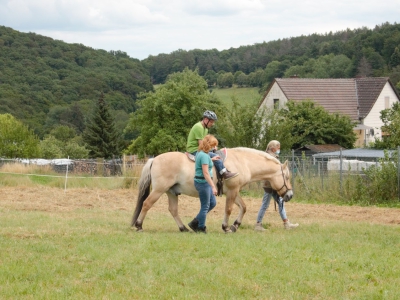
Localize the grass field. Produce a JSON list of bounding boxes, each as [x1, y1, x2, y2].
[[1, 186, 400, 299], [211, 86, 261, 108]]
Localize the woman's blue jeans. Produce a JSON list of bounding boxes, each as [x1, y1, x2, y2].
[[256, 190, 287, 223], [194, 181, 217, 228]]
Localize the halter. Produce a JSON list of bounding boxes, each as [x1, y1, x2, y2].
[[274, 164, 291, 197]]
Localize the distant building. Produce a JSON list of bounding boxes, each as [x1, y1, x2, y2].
[[294, 144, 345, 156], [259, 77, 400, 147]]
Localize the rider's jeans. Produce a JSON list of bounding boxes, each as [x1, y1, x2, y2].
[[194, 180, 217, 228]]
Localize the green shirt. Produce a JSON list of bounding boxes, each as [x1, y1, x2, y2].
[[186, 121, 208, 153], [194, 150, 213, 183]]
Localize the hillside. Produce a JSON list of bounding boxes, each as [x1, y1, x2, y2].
[[1, 23, 400, 140], [0, 26, 153, 137]]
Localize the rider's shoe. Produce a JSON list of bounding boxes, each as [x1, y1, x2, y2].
[[188, 218, 199, 232], [284, 220, 299, 230], [223, 171, 239, 180]]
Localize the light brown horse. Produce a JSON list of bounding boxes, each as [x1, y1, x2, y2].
[[131, 147, 293, 233]]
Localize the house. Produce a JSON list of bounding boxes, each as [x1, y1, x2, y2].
[[258, 77, 400, 147], [294, 144, 345, 156]]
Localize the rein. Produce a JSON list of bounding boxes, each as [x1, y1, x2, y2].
[[275, 164, 290, 197]]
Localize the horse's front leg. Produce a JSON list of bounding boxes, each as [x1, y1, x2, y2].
[[166, 192, 189, 232], [230, 194, 246, 232], [222, 189, 239, 233]]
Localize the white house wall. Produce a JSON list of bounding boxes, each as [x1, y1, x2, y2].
[[363, 82, 399, 144], [261, 82, 288, 110]]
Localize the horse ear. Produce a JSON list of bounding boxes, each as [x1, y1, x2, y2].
[[283, 160, 288, 167]]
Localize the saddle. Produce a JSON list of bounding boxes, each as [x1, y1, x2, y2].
[[185, 148, 228, 196]]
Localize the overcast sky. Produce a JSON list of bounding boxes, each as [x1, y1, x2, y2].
[[1, 0, 399, 60]]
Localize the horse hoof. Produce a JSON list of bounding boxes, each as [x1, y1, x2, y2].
[[136, 228, 143, 232], [180, 226, 190, 232], [230, 225, 237, 232]]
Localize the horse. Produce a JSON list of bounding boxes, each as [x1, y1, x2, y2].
[[131, 147, 293, 233]]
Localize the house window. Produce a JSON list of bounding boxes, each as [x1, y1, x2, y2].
[[385, 97, 390, 109], [273, 99, 279, 109]]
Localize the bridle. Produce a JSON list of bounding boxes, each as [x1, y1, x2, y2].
[[275, 164, 291, 197]]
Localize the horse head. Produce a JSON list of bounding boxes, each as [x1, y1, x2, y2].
[[271, 160, 293, 202]]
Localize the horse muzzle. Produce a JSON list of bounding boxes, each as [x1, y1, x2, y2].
[[282, 190, 293, 202]]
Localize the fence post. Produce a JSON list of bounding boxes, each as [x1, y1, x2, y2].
[[123, 154, 126, 176], [340, 148, 343, 193], [97, 158, 103, 176], [64, 156, 69, 193], [291, 149, 295, 194], [398, 146, 400, 201], [320, 161, 324, 190]]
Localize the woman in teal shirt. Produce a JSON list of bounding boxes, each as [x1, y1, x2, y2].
[[188, 134, 218, 233]]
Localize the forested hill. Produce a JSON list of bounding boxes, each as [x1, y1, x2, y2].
[[1, 23, 400, 138], [0, 26, 153, 137], [142, 22, 400, 90]]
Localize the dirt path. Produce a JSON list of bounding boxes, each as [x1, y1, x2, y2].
[[1, 187, 399, 227]]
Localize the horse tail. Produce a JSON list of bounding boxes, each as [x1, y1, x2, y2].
[[131, 158, 154, 226]]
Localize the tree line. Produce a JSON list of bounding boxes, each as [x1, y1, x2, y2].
[[3, 68, 400, 159], [143, 22, 400, 92]]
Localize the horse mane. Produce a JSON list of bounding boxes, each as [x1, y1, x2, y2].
[[232, 147, 281, 164]]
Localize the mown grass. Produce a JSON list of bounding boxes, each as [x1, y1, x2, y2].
[[1, 208, 399, 299], [211, 86, 261, 108]]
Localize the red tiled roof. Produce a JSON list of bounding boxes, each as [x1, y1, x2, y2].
[[355, 77, 388, 118]]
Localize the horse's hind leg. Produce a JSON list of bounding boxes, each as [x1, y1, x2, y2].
[[166, 192, 189, 232], [134, 191, 164, 232]]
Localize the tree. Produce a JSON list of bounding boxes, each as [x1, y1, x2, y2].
[[40, 125, 89, 158], [371, 102, 400, 149], [235, 73, 248, 87], [357, 56, 373, 77], [216, 98, 265, 148], [125, 68, 222, 157], [0, 113, 41, 158], [203, 70, 218, 87], [217, 72, 234, 88], [278, 101, 357, 149], [390, 47, 400, 68], [82, 93, 121, 159]]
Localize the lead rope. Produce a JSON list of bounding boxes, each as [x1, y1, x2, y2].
[[274, 196, 284, 212]]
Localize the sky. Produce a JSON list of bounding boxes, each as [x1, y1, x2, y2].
[[0, 0, 399, 60]]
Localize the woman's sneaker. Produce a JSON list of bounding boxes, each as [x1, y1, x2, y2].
[[254, 222, 266, 231], [284, 220, 299, 230]]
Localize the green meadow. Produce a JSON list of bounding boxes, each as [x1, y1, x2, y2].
[[1, 208, 399, 299], [211, 86, 261, 107]]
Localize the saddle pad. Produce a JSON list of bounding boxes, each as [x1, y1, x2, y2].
[[185, 148, 227, 162], [185, 152, 196, 162], [215, 148, 227, 162]]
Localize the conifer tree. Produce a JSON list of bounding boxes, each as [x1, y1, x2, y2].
[[83, 93, 121, 159]]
